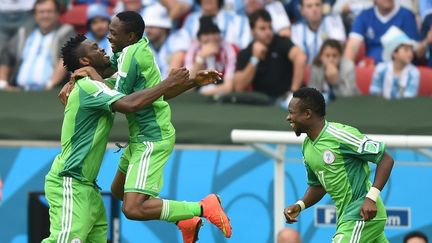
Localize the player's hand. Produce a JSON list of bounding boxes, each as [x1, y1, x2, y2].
[[165, 67, 190, 87], [71, 66, 103, 82], [193, 70, 222, 87], [360, 197, 377, 221], [284, 204, 301, 224], [58, 81, 75, 106]]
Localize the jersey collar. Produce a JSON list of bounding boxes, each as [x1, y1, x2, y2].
[[311, 120, 329, 145], [374, 3, 400, 24]]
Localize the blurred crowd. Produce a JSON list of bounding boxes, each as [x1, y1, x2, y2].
[[0, 0, 431, 104]]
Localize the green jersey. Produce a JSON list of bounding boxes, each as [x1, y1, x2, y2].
[[110, 38, 175, 142], [302, 121, 387, 223], [49, 77, 124, 184]]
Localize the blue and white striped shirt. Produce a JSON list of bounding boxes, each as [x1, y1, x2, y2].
[[16, 29, 55, 90]]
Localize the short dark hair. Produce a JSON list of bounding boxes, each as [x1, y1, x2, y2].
[[61, 35, 87, 72], [196, 0, 224, 9], [313, 39, 343, 66], [293, 87, 326, 117], [34, 0, 61, 13], [116, 11, 145, 39], [197, 16, 220, 37], [248, 9, 272, 29], [404, 231, 428, 243]]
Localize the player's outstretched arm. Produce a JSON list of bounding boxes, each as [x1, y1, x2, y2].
[[112, 67, 190, 113], [360, 152, 394, 221], [284, 185, 326, 223], [163, 69, 221, 100]]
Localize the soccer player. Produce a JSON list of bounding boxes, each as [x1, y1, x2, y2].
[[284, 88, 394, 243], [43, 35, 195, 243], [107, 11, 232, 243]]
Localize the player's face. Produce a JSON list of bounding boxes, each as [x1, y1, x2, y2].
[[82, 40, 110, 69], [287, 98, 308, 136], [252, 18, 273, 46], [301, 0, 323, 24], [108, 17, 131, 53]]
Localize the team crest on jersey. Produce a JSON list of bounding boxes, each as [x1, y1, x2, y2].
[[71, 238, 82, 243], [323, 150, 335, 164]]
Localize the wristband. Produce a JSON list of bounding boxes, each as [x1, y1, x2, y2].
[[249, 56, 259, 66], [365, 187, 380, 202], [295, 200, 306, 211], [195, 55, 205, 64]]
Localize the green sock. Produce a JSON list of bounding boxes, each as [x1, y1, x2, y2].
[[160, 200, 202, 222]]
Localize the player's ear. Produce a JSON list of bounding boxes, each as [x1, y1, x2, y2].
[[78, 57, 90, 66], [305, 108, 312, 119]]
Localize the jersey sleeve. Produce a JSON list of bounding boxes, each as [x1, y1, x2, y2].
[[349, 11, 367, 40], [305, 162, 322, 186], [329, 124, 386, 164], [79, 79, 125, 112]]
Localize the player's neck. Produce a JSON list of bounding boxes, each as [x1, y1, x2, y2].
[[307, 119, 325, 141]]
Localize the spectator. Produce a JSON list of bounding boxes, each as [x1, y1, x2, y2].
[[417, 13, 432, 67], [0, 0, 36, 55], [185, 16, 238, 96], [277, 228, 302, 243], [225, 0, 292, 38], [85, 3, 112, 56], [332, 0, 373, 33], [309, 39, 357, 102], [143, 3, 188, 79], [248, 0, 292, 37], [0, 0, 75, 91], [233, 9, 306, 100], [419, 0, 432, 21], [181, 0, 252, 49], [115, 0, 192, 22], [344, 0, 419, 64], [404, 231, 429, 243], [291, 0, 346, 64], [369, 26, 419, 99]]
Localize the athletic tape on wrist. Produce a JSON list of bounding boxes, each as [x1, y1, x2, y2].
[[296, 200, 306, 211], [366, 187, 380, 202]]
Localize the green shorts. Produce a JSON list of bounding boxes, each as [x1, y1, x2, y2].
[[118, 136, 175, 197], [332, 220, 388, 243], [42, 174, 107, 243]]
